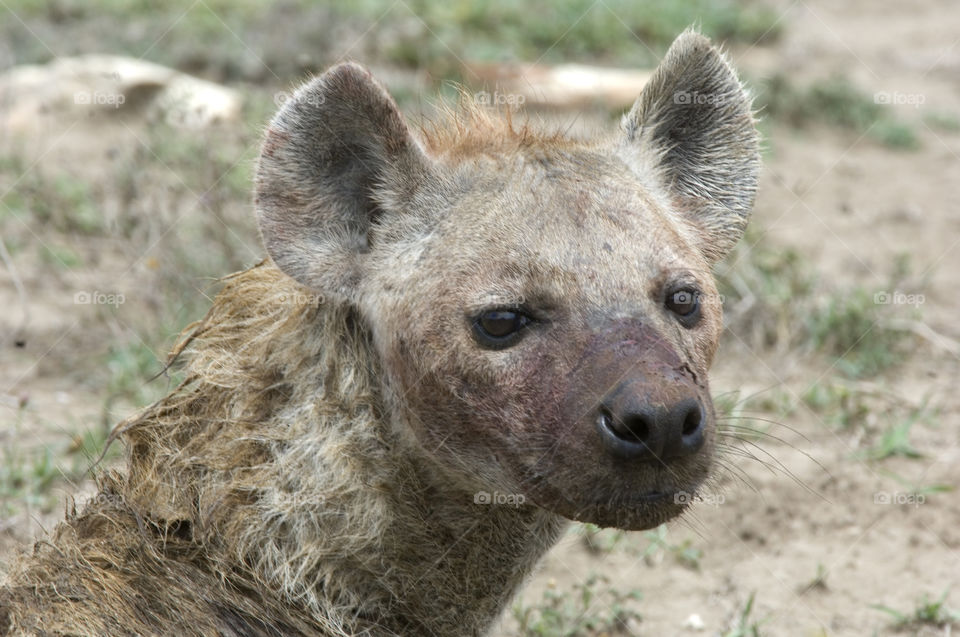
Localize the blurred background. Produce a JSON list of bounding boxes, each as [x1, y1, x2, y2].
[[1, 1, 958, 635]]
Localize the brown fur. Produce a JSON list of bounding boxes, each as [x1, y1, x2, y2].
[[1, 30, 759, 636]]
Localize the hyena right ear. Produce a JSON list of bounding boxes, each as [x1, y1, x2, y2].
[[620, 30, 760, 262], [255, 63, 432, 300]]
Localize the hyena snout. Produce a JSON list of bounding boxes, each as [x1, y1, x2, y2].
[[565, 318, 713, 469], [596, 381, 706, 463]]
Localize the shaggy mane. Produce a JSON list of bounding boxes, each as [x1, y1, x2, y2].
[[103, 261, 393, 627]]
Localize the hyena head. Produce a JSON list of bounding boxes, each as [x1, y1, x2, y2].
[[255, 30, 759, 530]]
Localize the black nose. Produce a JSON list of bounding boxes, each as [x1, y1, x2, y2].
[[596, 389, 705, 463]]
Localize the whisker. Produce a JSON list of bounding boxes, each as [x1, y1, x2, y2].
[[675, 510, 710, 544], [717, 425, 831, 478], [714, 442, 780, 477], [723, 436, 828, 502], [710, 456, 761, 494], [716, 414, 812, 440], [718, 425, 814, 454], [712, 382, 790, 411]]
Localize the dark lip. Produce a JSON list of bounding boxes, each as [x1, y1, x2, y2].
[[515, 468, 705, 529], [568, 491, 688, 531], [623, 488, 699, 512], [614, 483, 707, 511]]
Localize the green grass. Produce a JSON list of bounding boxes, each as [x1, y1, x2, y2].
[[141, 122, 255, 204], [3, 0, 782, 83], [1, 169, 103, 236], [348, 0, 782, 76], [922, 111, 960, 132], [715, 387, 796, 440], [103, 340, 168, 409], [797, 563, 829, 594], [512, 574, 642, 637], [858, 403, 934, 461], [719, 228, 921, 379], [0, 115, 257, 478], [0, 443, 60, 516], [642, 524, 703, 570], [805, 286, 913, 379], [802, 382, 870, 429], [579, 523, 628, 555], [879, 471, 953, 498], [872, 590, 960, 630], [579, 523, 703, 571], [803, 381, 939, 462], [0, 405, 118, 517], [755, 73, 920, 150], [722, 592, 765, 637], [748, 388, 796, 420], [717, 226, 816, 351], [39, 243, 83, 269], [872, 120, 921, 150]]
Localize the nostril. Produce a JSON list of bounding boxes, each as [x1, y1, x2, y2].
[[600, 407, 650, 443], [596, 405, 660, 461], [681, 403, 702, 437]]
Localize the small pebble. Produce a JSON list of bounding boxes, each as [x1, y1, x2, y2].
[[684, 613, 705, 630]]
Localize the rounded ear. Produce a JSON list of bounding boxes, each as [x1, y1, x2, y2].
[[255, 62, 432, 300], [620, 29, 760, 263]]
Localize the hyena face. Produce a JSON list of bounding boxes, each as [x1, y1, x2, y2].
[[256, 31, 759, 530]]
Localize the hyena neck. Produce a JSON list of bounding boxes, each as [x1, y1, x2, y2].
[[352, 452, 568, 636], [331, 363, 569, 633], [253, 416, 567, 635]]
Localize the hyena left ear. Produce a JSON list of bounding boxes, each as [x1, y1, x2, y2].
[[255, 62, 433, 302], [620, 29, 760, 262]]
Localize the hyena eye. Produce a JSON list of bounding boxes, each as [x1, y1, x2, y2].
[[665, 287, 701, 327], [473, 309, 533, 349]]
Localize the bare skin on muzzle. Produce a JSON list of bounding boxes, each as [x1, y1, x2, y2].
[[491, 319, 717, 531]]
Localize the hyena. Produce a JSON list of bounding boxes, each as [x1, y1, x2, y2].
[[0, 30, 759, 636]]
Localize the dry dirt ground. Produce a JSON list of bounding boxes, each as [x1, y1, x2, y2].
[[1, 1, 959, 636]]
